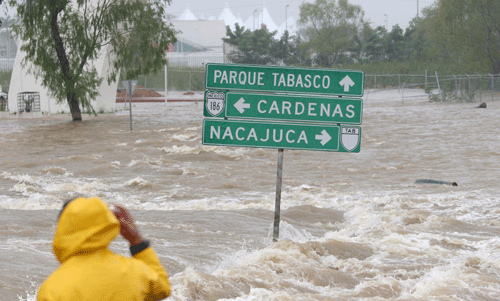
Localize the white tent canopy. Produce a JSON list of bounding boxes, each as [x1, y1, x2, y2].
[[218, 3, 238, 31], [175, 2, 297, 38], [276, 10, 298, 38], [178, 4, 198, 21]]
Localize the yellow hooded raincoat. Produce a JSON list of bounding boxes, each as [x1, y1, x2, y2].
[[37, 197, 170, 301]]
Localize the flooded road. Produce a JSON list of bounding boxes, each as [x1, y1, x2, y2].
[[2, 90, 500, 300]]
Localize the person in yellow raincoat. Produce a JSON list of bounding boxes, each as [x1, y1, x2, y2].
[[37, 197, 171, 300]]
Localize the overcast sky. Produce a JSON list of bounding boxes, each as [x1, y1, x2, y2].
[[167, 0, 437, 30], [0, 0, 437, 31]]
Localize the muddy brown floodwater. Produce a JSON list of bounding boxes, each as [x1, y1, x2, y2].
[[2, 90, 500, 300]]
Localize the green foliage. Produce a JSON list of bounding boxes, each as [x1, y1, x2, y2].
[[164, 68, 204, 91], [0, 70, 11, 91], [274, 31, 310, 66], [298, 0, 366, 66], [223, 24, 277, 65], [9, 0, 176, 121], [424, 0, 500, 73], [223, 24, 307, 66]]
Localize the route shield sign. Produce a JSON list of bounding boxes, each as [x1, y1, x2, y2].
[[205, 91, 225, 117], [202, 119, 361, 152], [204, 91, 363, 125], [206, 63, 364, 97]]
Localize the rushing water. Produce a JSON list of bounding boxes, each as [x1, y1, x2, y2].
[[1, 90, 500, 301]]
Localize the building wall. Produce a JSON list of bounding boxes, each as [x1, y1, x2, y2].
[[170, 20, 226, 50], [8, 41, 118, 115]]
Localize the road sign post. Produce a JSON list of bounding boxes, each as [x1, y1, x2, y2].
[[122, 80, 138, 132], [273, 148, 283, 242], [202, 63, 364, 242]]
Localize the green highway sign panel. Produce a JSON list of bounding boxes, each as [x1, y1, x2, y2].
[[205, 63, 364, 97], [204, 91, 363, 125], [202, 119, 361, 152]]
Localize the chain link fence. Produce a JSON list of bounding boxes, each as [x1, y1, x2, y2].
[[3, 60, 500, 104], [0, 58, 15, 71], [365, 73, 500, 103], [118, 69, 206, 92], [134, 69, 500, 104]]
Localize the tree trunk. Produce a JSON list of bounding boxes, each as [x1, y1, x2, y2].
[[68, 92, 82, 121], [50, 2, 82, 121], [493, 62, 500, 75]]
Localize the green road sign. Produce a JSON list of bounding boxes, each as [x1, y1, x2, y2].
[[202, 119, 361, 152], [204, 91, 363, 125], [205, 63, 364, 97]]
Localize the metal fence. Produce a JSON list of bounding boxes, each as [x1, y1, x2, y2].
[[166, 53, 226, 68], [2, 57, 500, 103], [0, 58, 15, 71], [365, 73, 500, 103]]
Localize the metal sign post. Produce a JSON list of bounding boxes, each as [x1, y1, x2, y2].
[[122, 80, 138, 132], [165, 65, 168, 107], [202, 63, 364, 242], [273, 148, 284, 242]]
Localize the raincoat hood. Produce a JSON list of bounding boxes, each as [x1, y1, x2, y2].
[[53, 197, 120, 263]]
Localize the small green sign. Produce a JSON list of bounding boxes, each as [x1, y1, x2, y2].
[[204, 91, 363, 125], [202, 119, 361, 152], [205, 63, 364, 97]]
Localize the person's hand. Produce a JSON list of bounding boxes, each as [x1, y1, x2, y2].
[[112, 204, 143, 247]]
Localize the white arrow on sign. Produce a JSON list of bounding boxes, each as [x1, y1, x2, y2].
[[234, 97, 251, 114], [339, 76, 355, 92], [315, 129, 332, 146]]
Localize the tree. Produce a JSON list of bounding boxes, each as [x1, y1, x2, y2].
[[298, 0, 367, 67], [385, 25, 405, 61], [223, 24, 277, 65], [273, 30, 309, 66], [364, 26, 387, 62], [426, 0, 500, 73], [0, 0, 3, 27], [403, 17, 430, 62], [9, 0, 176, 121]]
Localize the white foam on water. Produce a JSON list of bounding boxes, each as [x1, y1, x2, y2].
[[169, 229, 372, 300], [0, 194, 59, 210], [2, 172, 38, 185], [168, 133, 199, 142], [273, 221, 316, 242], [124, 177, 154, 189], [125, 196, 273, 211], [158, 145, 199, 154], [40, 166, 67, 176], [45, 180, 108, 194]]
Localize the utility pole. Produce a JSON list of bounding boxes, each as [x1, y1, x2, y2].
[[285, 5, 289, 31], [253, 9, 257, 30]]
